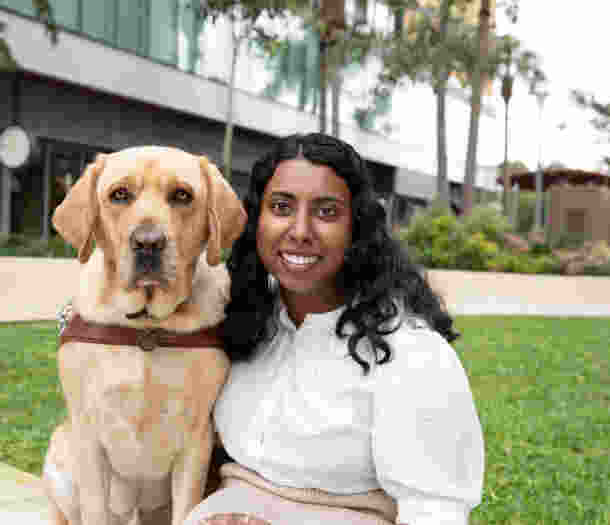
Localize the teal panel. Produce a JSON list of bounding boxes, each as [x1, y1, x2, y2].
[[0, 0, 35, 16], [149, 0, 177, 65], [118, 0, 146, 54], [82, 0, 116, 43], [52, 0, 78, 31]]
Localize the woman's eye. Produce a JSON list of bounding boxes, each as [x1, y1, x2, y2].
[[170, 189, 193, 205], [110, 187, 132, 203], [270, 201, 292, 215], [318, 205, 338, 219]]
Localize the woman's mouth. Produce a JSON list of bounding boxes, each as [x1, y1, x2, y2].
[[280, 252, 321, 269]]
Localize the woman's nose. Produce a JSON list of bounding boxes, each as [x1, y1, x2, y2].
[[287, 209, 313, 243]]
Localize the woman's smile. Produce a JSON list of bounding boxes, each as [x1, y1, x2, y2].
[[279, 252, 322, 269]]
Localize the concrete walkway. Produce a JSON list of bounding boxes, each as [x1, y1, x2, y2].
[[0, 463, 51, 524], [2, 256, 610, 523], [2, 256, 610, 322]]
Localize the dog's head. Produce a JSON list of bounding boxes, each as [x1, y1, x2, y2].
[[52, 146, 246, 320]]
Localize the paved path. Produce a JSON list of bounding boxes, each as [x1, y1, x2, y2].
[[2, 257, 610, 523], [2, 257, 610, 322], [0, 463, 51, 524]]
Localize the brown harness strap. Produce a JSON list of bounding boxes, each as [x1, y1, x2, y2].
[[60, 313, 223, 352]]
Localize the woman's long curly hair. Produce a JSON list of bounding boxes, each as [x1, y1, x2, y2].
[[223, 133, 458, 374]]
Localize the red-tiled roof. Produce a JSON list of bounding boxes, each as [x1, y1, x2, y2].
[[496, 168, 610, 191]]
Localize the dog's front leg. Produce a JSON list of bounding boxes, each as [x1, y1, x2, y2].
[[75, 430, 112, 525], [171, 425, 215, 525]]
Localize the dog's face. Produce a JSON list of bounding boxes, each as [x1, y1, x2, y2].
[[52, 146, 246, 320]]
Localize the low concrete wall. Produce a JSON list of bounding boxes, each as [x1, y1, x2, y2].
[[1, 257, 80, 322], [426, 269, 610, 317], [2, 257, 610, 322]]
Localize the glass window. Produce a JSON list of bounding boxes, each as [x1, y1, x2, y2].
[[177, 0, 197, 72], [53, 0, 79, 31], [0, 0, 35, 16], [118, 0, 147, 54], [82, 0, 117, 44], [149, 0, 178, 65]]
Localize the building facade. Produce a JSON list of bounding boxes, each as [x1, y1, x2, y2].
[[0, 0, 501, 239]]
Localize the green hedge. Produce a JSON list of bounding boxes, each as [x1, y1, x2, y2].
[[0, 234, 77, 258], [397, 205, 565, 274]]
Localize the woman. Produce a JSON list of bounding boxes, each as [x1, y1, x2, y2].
[[187, 133, 484, 525]]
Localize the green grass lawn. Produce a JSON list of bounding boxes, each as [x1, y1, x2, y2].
[[1, 317, 609, 524]]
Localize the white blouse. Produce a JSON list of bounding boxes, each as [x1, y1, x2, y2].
[[214, 303, 485, 525]]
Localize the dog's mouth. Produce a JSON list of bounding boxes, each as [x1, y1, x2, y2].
[[134, 277, 164, 288], [129, 249, 173, 288], [125, 307, 153, 320], [127, 273, 169, 292]]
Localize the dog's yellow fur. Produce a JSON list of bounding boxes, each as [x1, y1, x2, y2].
[[43, 146, 246, 525]]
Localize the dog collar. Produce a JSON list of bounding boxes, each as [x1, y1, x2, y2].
[[59, 313, 223, 352]]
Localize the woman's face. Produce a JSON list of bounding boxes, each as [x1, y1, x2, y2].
[[256, 158, 352, 316]]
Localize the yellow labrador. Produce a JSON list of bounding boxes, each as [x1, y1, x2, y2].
[[43, 146, 246, 525]]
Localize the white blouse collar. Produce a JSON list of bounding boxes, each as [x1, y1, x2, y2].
[[276, 299, 346, 333]]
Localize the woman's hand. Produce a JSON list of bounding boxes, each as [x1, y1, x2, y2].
[[199, 513, 271, 525]]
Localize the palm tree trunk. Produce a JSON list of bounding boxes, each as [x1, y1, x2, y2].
[[223, 23, 239, 182], [435, 0, 451, 209], [318, 0, 345, 135], [331, 56, 342, 137], [319, 40, 328, 133], [462, 0, 491, 216], [436, 84, 450, 208]]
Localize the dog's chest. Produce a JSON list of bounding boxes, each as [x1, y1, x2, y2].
[[80, 345, 214, 478]]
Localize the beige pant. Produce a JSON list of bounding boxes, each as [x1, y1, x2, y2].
[[185, 463, 396, 525]]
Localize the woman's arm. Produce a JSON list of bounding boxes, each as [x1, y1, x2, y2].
[[373, 328, 485, 525]]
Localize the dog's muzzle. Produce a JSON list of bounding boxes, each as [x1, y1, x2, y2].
[[130, 224, 167, 275]]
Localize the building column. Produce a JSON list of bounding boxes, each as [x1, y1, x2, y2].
[[41, 142, 53, 240], [1, 165, 11, 235]]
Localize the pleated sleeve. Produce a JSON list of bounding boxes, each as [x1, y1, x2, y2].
[[371, 326, 485, 525]]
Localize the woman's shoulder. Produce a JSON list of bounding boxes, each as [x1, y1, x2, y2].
[[378, 312, 461, 377]]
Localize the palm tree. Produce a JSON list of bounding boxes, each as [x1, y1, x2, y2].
[[462, 0, 491, 217], [382, 0, 475, 210], [317, 0, 345, 135]]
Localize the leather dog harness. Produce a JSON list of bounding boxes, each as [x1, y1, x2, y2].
[[60, 313, 223, 352]]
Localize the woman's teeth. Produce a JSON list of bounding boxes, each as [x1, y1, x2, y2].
[[281, 253, 319, 265]]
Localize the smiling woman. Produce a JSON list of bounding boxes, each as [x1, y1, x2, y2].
[[186, 133, 485, 525], [255, 158, 353, 325]]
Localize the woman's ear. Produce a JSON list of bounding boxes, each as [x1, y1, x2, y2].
[[52, 154, 107, 263], [199, 157, 247, 266]]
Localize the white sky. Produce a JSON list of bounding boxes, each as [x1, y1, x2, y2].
[[494, 1, 609, 172]]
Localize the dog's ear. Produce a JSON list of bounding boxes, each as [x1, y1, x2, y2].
[[199, 156, 247, 266], [52, 154, 107, 264]]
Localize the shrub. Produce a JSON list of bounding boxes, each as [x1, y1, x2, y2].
[[399, 208, 466, 268], [529, 242, 553, 256], [400, 207, 502, 271], [457, 232, 500, 271], [463, 204, 513, 244], [486, 253, 527, 273], [0, 234, 76, 258], [582, 262, 610, 276], [555, 232, 587, 250], [516, 192, 537, 234], [486, 252, 562, 274], [398, 204, 564, 274]]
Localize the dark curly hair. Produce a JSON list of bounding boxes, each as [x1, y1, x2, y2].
[[222, 133, 458, 374]]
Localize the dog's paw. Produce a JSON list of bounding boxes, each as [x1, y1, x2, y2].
[[199, 513, 271, 525]]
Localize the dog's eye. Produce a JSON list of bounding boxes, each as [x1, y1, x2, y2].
[[110, 187, 132, 203], [170, 189, 193, 205]]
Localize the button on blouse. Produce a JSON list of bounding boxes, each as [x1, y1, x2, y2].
[[213, 303, 484, 525]]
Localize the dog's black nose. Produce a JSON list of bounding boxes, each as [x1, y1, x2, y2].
[[130, 224, 167, 254]]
